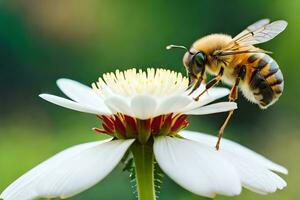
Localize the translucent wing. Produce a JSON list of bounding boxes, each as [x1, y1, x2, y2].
[[233, 20, 288, 45], [214, 19, 287, 57], [233, 19, 270, 41]]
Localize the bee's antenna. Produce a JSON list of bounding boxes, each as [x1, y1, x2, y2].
[[166, 44, 194, 55]]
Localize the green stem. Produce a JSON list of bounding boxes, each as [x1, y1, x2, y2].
[[131, 141, 156, 200]]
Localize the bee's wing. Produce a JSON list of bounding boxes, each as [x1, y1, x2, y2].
[[233, 19, 270, 41], [215, 19, 287, 57], [233, 19, 288, 45]]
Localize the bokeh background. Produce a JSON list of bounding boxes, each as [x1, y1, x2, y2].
[[0, 0, 299, 199]]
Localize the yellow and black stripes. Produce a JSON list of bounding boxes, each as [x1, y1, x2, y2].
[[247, 54, 284, 108]]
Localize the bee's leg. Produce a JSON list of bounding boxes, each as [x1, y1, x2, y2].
[[187, 73, 196, 88], [187, 73, 197, 90], [188, 76, 203, 95], [194, 67, 224, 101], [215, 66, 246, 150]]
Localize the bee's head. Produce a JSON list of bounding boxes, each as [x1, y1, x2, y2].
[[183, 50, 206, 75], [166, 44, 206, 76]]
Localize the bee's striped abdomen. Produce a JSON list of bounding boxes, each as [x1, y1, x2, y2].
[[248, 54, 284, 108]]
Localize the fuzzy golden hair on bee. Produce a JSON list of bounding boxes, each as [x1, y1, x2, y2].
[[192, 34, 232, 55]]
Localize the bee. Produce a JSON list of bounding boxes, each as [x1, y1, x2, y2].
[[167, 19, 287, 150]]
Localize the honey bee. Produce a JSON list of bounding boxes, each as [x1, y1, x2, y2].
[[167, 19, 287, 150]]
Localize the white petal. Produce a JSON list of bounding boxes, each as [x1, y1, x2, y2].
[[156, 95, 193, 116], [184, 87, 230, 112], [189, 86, 228, 99], [57, 79, 111, 113], [154, 136, 241, 198], [179, 130, 288, 174], [0, 138, 134, 200], [184, 102, 237, 115], [130, 95, 157, 119], [39, 94, 108, 115], [104, 96, 133, 116], [184, 83, 206, 97], [223, 153, 287, 194]]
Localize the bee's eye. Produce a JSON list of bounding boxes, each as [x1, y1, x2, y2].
[[183, 51, 206, 75], [194, 52, 206, 65]]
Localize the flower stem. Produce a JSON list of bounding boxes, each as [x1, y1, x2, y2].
[[131, 141, 156, 200]]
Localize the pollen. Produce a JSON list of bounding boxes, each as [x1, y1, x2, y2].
[[92, 68, 189, 98]]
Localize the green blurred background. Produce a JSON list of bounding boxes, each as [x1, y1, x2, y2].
[[0, 0, 299, 199]]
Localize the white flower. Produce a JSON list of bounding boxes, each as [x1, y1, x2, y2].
[[0, 68, 287, 200]]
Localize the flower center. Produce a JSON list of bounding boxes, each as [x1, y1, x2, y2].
[[93, 113, 189, 144], [91, 68, 191, 143], [92, 68, 189, 98]]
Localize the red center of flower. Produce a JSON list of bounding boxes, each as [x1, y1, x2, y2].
[[93, 113, 189, 144]]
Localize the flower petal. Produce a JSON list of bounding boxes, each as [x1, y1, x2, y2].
[[184, 87, 230, 112], [130, 95, 157, 119], [0, 138, 134, 200], [184, 83, 205, 96], [104, 96, 133, 116], [189, 86, 229, 100], [184, 102, 237, 115], [179, 130, 287, 194], [57, 79, 111, 113], [156, 95, 193, 116], [154, 136, 241, 198], [179, 130, 288, 174], [223, 153, 287, 194], [39, 94, 108, 114]]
